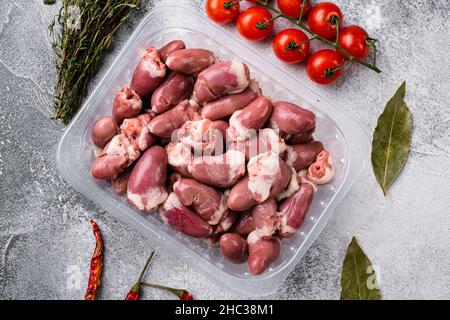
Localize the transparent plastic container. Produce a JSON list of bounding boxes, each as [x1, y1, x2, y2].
[[57, 4, 370, 296]]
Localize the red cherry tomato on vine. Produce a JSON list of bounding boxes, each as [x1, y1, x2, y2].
[[206, 0, 240, 25], [307, 2, 343, 40], [306, 49, 344, 85], [273, 29, 310, 64], [237, 6, 273, 41], [277, 0, 312, 19], [337, 25, 371, 60]]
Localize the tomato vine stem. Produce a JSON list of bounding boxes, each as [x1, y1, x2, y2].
[[284, 40, 304, 55], [256, 13, 282, 29], [330, 15, 341, 46], [255, 0, 381, 74], [327, 59, 352, 77], [224, 0, 241, 9], [298, 0, 310, 22]]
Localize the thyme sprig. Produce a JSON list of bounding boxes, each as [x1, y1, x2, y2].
[[49, 0, 143, 124]]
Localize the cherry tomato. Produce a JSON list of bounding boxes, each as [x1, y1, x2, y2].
[[237, 6, 273, 41], [206, 0, 240, 25], [306, 49, 344, 85], [307, 2, 343, 40], [273, 29, 310, 64], [277, 0, 312, 19], [337, 25, 371, 60]]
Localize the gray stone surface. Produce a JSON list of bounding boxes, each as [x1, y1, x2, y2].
[[0, 0, 449, 300]]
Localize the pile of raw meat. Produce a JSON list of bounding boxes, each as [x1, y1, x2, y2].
[[89, 40, 335, 275]]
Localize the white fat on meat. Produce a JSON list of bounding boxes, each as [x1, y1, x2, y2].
[[228, 110, 249, 141], [163, 192, 182, 211], [225, 150, 246, 176], [260, 128, 287, 156], [128, 182, 168, 212], [228, 61, 249, 94], [106, 135, 139, 164], [165, 55, 174, 67], [247, 230, 261, 247], [167, 142, 192, 168], [284, 146, 297, 167], [247, 151, 281, 203], [276, 167, 301, 201], [177, 120, 204, 146], [217, 209, 234, 231], [208, 194, 228, 226], [279, 213, 297, 237], [143, 50, 166, 78], [136, 126, 151, 151], [257, 217, 279, 238], [189, 91, 199, 103], [298, 169, 318, 192]]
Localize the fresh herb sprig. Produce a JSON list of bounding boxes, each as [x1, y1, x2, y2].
[[49, 0, 143, 124]]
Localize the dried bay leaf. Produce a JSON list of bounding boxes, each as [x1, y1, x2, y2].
[[340, 237, 381, 300], [371, 81, 412, 195]]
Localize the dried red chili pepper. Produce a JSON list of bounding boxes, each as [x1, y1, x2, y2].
[[125, 251, 156, 300], [180, 291, 195, 300], [141, 282, 194, 300], [84, 220, 104, 300]]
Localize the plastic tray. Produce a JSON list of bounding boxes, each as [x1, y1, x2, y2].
[[57, 4, 370, 296]]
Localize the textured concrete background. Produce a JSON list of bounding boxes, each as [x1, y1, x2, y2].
[[0, 0, 449, 300]]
